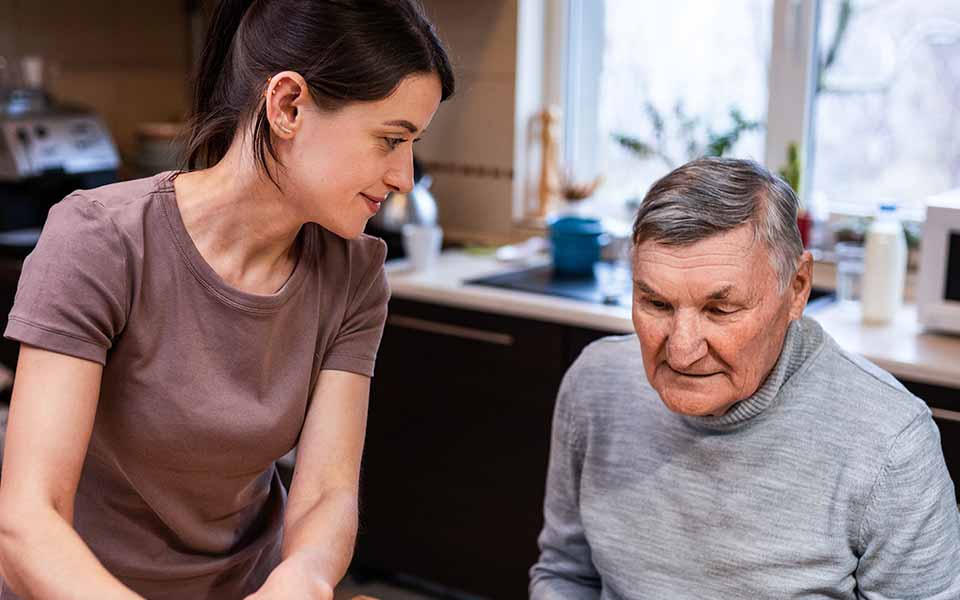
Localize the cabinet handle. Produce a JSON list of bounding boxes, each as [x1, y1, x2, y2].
[[932, 408, 960, 424], [387, 315, 515, 346]]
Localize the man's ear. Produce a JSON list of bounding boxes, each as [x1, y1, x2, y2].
[[788, 250, 814, 320]]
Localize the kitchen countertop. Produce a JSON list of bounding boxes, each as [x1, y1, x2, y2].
[[386, 250, 960, 389], [386, 251, 635, 333]]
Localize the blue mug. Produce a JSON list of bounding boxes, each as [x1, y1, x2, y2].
[[548, 216, 608, 276]]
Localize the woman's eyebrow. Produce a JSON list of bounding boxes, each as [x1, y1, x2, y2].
[[382, 119, 418, 133]]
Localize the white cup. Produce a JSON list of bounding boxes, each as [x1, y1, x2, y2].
[[402, 224, 443, 271]]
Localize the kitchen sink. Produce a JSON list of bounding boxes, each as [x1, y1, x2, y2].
[[468, 264, 836, 313]]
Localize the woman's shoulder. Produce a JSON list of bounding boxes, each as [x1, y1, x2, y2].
[[65, 171, 171, 220], [49, 171, 169, 227]]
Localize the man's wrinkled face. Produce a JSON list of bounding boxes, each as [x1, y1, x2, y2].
[[631, 225, 807, 417]]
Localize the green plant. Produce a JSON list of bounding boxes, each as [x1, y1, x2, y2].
[[777, 142, 801, 194], [613, 101, 763, 168]]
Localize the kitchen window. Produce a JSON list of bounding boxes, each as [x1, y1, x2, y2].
[[531, 0, 960, 228]]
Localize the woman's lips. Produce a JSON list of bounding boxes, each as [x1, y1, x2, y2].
[[361, 193, 385, 214]]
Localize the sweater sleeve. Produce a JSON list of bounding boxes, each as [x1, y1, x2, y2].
[[855, 411, 960, 598], [529, 362, 602, 600]]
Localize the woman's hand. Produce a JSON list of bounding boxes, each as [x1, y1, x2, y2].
[[242, 555, 334, 600]]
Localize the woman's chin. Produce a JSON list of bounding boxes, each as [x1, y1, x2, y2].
[[322, 221, 368, 240]]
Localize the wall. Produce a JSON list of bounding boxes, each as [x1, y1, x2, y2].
[[0, 0, 523, 241], [417, 0, 521, 243], [0, 0, 191, 171]]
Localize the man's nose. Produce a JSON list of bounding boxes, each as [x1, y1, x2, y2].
[[665, 311, 707, 370], [384, 151, 415, 194]]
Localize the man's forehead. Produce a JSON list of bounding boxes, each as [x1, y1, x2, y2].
[[634, 275, 743, 300], [633, 241, 758, 271], [632, 235, 775, 298]]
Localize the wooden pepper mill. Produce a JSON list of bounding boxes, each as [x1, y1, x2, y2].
[[536, 105, 561, 219]]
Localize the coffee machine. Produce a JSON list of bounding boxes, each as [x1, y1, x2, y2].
[[0, 86, 119, 254]]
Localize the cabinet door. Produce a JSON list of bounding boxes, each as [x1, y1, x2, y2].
[[357, 299, 567, 599], [900, 380, 960, 503], [932, 413, 960, 504]]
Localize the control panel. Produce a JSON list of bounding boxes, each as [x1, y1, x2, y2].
[[0, 113, 120, 181]]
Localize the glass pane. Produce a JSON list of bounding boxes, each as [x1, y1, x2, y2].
[[572, 0, 773, 222], [811, 0, 960, 219]]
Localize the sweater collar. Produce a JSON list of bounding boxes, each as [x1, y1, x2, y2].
[[681, 316, 824, 432]]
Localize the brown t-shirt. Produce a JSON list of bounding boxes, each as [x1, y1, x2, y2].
[[0, 173, 389, 599]]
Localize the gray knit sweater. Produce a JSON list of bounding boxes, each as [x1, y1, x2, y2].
[[530, 317, 960, 599]]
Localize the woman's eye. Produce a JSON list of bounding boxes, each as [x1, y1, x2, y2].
[[383, 137, 406, 150]]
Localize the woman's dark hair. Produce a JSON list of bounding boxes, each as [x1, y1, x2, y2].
[[182, 0, 455, 180]]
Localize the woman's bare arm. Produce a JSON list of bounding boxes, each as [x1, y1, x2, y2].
[[245, 369, 370, 599], [0, 345, 143, 599]]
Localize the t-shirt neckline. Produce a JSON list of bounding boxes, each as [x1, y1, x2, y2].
[[154, 171, 311, 313]]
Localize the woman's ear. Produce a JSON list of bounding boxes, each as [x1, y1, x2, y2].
[[264, 71, 309, 139]]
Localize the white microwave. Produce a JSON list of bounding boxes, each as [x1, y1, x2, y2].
[[918, 189, 960, 334]]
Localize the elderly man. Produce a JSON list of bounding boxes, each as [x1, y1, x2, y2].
[[530, 158, 960, 599]]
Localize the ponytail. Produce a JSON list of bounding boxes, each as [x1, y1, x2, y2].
[[185, 0, 256, 171]]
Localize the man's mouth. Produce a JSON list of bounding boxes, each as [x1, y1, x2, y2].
[[668, 367, 721, 378]]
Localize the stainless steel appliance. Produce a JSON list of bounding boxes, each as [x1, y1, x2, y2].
[[0, 85, 119, 254], [365, 156, 437, 259]]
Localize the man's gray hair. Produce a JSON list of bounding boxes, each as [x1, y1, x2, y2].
[[632, 157, 804, 291]]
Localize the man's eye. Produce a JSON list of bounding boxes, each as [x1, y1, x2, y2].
[[383, 137, 406, 150], [646, 299, 670, 311], [709, 306, 737, 315]]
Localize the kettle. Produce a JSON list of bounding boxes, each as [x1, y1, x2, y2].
[[368, 174, 438, 233]]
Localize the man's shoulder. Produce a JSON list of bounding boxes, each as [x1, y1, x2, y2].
[[576, 333, 640, 362], [569, 333, 645, 381], [800, 329, 930, 436], [562, 333, 660, 416]]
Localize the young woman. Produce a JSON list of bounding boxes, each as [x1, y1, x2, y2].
[[0, 1, 454, 598]]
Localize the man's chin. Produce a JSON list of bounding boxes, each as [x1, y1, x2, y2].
[[655, 387, 737, 417]]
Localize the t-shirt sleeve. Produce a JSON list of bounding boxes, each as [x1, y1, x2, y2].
[[320, 238, 390, 377], [3, 194, 129, 365], [855, 410, 960, 598]]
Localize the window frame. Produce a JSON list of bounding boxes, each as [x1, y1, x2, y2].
[[513, 0, 834, 225]]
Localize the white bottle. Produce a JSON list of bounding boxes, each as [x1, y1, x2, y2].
[[861, 204, 907, 324]]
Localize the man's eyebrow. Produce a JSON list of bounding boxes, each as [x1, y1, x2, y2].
[[707, 285, 735, 300], [382, 119, 418, 133], [634, 280, 661, 296]]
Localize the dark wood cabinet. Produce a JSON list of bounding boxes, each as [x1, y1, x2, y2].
[[900, 380, 960, 501], [357, 299, 580, 599]]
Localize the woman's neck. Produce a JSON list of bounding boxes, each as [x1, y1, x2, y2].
[[173, 139, 304, 295]]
